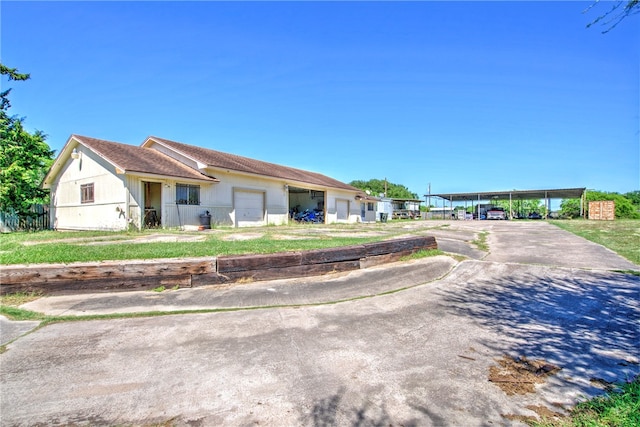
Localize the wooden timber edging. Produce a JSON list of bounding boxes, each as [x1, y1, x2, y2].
[[0, 236, 437, 295]]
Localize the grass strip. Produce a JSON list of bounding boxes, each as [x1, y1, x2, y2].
[[550, 219, 640, 265], [531, 374, 640, 427], [471, 231, 489, 252]]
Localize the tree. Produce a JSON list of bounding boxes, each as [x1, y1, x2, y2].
[[585, 0, 640, 33], [0, 64, 55, 218], [559, 199, 582, 219], [349, 179, 418, 199]]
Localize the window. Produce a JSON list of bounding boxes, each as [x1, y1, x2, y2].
[[367, 202, 375, 211], [176, 184, 200, 205], [80, 183, 94, 204]]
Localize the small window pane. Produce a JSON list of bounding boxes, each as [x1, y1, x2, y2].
[[176, 184, 200, 205], [81, 183, 94, 204]]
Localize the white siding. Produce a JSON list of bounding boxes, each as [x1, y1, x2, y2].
[[161, 179, 220, 229], [51, 146, 128, 230], [325, 190, 360, 224], [199, 169, 289, 227]]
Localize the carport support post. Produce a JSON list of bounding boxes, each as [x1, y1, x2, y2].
[[509, 193, 512, 220], [545, 191, 549, 219]]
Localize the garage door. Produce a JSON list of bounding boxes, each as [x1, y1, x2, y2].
[[234, 190, 265, 227], [336, 200, 349, 221]]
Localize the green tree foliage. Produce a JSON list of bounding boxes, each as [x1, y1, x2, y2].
[[495, 199, 544, 216], [624, 190, 640, 207], [559, 199, 582, 219], [560, 190, 640, 219], [0, 64, 55, 217], [585, 0, 640, 33], [349, 179, 418, 199]]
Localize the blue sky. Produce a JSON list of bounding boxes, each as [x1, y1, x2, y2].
[[2, 1, 638, 198]]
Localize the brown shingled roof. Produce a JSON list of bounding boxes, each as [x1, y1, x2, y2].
[[73, 135, 217, 182], [146, 136, 360, 192]]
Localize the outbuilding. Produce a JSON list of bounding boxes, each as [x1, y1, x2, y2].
[[43, 135, 371, 230], [426, 188, 586, 219]]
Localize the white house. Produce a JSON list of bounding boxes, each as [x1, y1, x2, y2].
[[43, 135, 376, 230]]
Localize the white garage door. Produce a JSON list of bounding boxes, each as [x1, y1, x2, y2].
[[336, 200, 349, 221], [234, 190, 265, 227]]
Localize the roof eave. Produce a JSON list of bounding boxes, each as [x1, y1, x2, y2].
[[125, 170, 219, 183], [142, 136, 206, 168], [203, 166, 358, 193], [41, 135, 114, 189]]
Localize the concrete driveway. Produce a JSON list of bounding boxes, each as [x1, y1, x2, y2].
[[1, 221, 638, 426]]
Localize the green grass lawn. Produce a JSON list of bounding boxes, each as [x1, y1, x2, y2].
[[550, 219, 640, 265], [0, 229, 386, 265], [1, 222, 433, 265]]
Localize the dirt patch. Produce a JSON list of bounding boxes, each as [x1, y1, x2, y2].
[[22, 236, 129, 246], [502, 404, 566, 424], [88, 234, 206, 245], [489, 355, 561, 395], [491, 355, 566, 424], [22, 234, 207, 246], [271, 234, 320, 240], [220, 233, 264, 241], [323, 231, 390, 238]]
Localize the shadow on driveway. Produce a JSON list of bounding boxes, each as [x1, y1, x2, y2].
[[439, 263, 639, 395]]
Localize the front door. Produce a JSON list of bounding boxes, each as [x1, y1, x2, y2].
[[143, 182, 162, 228]]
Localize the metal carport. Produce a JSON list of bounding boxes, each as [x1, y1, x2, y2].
[[425, 188, 586, 219]]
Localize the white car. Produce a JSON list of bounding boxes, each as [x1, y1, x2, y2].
[[486, 207, 506, 220]]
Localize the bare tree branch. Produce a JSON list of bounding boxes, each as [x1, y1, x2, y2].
[[584, 0, 640, 33]]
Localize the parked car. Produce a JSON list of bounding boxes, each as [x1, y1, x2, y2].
[[486, 207, 506, 220], [528, 212, 543, 220]]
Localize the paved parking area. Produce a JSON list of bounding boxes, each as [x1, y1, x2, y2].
[[1, 221, 638, 426]]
